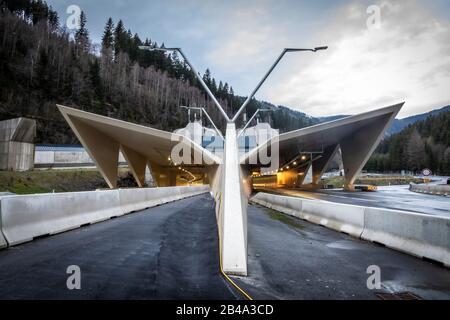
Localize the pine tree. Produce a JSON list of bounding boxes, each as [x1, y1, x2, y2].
[[89, 59, 103, 100], [203, 69, 212, 87], [35, 47, 51, 96], [114, 19, 126, 57], [218, 81, 223, 97], [102, 18, 114, 49], [133, 33, 142, 46], [406, 129, 426, 172], [48, 6, 58, 30], [75, 11, 89, 53], [223, 82, 229, 97], [30, 0, 48, 25], [3, 0, 32, 14]]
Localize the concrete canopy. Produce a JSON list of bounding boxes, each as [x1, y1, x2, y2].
[[57, 105, 221, 188], [242, 103, 403, 189]]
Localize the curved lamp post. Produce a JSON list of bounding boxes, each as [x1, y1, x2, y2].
[[231, 47, 328, 122], [139, 45, 328, 127]]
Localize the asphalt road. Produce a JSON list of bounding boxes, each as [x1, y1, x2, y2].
[[0, 194, 238, 300], [1, 193, 449, 300], [233, 203, 450, 300], [256, 184, 450, 217]]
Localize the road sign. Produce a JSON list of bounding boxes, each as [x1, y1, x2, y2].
[[422, 168, 432, 176]]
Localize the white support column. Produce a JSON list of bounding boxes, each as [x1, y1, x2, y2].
[[120, 145, 147, 187], [312, 145, 339, 185], [296, 163, 312, 186], [340, 113, 397, 190], [68, 117, 119, 188], [302, 163, 313, 185], [220, 123, 247, 276]]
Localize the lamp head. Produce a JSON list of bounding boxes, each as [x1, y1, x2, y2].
[[313, 46, 328, 51], [138, 46, 179, 52]]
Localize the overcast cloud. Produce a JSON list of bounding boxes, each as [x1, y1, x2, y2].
[[47, 0, 450, 118]]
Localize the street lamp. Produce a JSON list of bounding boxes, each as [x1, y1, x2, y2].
[[201, 107, 225, 141], [180, 105, 202, 123], [237, 108, 271, 137], [139, 46, 231, 122], [180, 105, 224, 141], [139, 45, 328, 125], [231, 46, 328, 123]]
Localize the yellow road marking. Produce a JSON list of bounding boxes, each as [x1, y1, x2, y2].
[[216, 193, 253, 301]]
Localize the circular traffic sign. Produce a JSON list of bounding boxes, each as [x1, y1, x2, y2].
[[422, 168, 432, 176]]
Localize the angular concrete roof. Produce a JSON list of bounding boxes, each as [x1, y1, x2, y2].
[[241, 102, 404, 167], [58, 105, 220, 166], [57, 105, 221, 188]]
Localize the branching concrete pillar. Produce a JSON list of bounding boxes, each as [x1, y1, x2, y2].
[[120, 145, 147, 187], [298, 162, 312, 186], [340, 114, 395, 190], [220, 123, 247, 276], [69, 117, 119, 188], [312, 145, 339, 185]]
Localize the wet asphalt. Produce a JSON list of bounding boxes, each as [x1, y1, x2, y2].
[[232, 203, 450, 300], [0, 193, 449, 300], [0, 194, 237, 300], [257, 184, 450, 217]]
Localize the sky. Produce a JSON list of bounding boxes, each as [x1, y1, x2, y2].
[[47, 0, 450, 118]]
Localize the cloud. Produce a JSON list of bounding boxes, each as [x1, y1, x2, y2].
[[260, 0, 450, 117], [206, 6, 285, 69], [201, 0, 300, 94], [49, 0, 450, 117]]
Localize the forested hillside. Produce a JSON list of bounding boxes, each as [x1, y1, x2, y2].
[[1, 1, 449, 175], [0, 0, 314, 144], [365, 110, 450, 175]]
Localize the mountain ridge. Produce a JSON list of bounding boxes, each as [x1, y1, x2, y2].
[[313, 105, 450, 135]]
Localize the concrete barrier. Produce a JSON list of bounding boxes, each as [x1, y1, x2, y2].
[[251, 192, 450, 267], [117, 186, 209, 213], [252, 193, 364, 237], [0, 190, 123, 246], [119, 187, 163, 213], [362, 208, 450, 267], [0, 232, 6, 249], [0, 186, 210, 248], [0, 195, 11, 248], [252, 192, 301, 217], [410, 183, 450, 196], [0, 223, 6, 249], [250, 192, 271, 207], [300, 200, 365, 237]]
